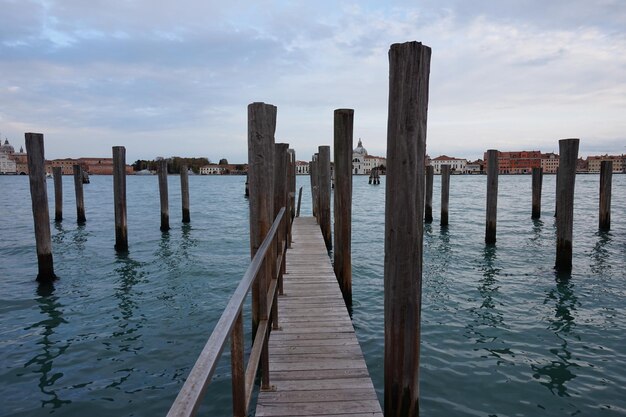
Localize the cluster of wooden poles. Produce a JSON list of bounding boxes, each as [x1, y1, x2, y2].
[[24, 135, 194, 283]]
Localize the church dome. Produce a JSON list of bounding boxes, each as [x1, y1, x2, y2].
[[0, 139, 15, 154], [353, 139, 368, 156]]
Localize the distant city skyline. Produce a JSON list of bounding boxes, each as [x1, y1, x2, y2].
[[1, 1, 625, 163]]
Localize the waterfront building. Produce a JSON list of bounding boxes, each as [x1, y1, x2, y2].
[[484, 150, 541, 174], [576, 157, 589, 173], [296, 160, 309, 175], [465, 159, 485, 174], [199, 163, 247, 175], [541, 152, 559, 173], [0, 139, 18, 174], [431, 155, 467, 174], [586, 154, 624, 173], [352, 139, 386, 175]]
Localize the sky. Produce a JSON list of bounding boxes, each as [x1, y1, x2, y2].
[[1, 0, 625, 163]]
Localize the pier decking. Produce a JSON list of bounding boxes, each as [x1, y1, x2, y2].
[[255, 216, 382, 417]]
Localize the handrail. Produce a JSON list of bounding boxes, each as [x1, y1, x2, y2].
[[167, 206, 288, 417]]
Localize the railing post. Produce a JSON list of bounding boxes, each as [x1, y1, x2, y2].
[[485, 149, 499, 244], [440, 164, 450, 226], [113, 146, 128, 251], [555, 138, 579, 272], [158, 159, 170, 231], [531, 167, 543, 219], [318, 146, 332, 250], [25, 132, 56, 282], [53, 167, 63, 222], [333, 108, 354, 306], [599, 160, 612, 231], [384, 41, 430, 417], [424, 165, 433, 223], [230, 310, 246, 417], [181, 164, 191, 223], [296, 186, 303, 217], [73, 164, 86, 224]]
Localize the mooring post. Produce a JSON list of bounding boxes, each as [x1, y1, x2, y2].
[[113, 146, 128, 251], [73, 164, 86, 224], [384, 41, 430, 417], [158, 160, 170, 232], [599, 160, 612, 231], [555, 138, 579, 272], [245, 173, 249, 198], [485, 149, 499, 244], [53, 167, 63, 222], [287, 149, 296, 247], [425, 166, 434, 223], [296, 186, 303, 217], [531, 167, 543, 219], [180, 164, 190, 223], [441, 164, 450, 226], [554, 167, 559, 218], [333, 108, 354, 306], [25, 133, 56, 282], [248, 102, 276, 390], [274, 143, 289, 280], [318, 146, 332, 251], [310, 157, 318, 219]]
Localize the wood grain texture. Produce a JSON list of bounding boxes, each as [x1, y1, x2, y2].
[[256, 217, 382, 417], [318, 146, 332, 250], [113, 146, 128, 251], [485, 149, 499, 244], [158, 159, 169, 231], [531, 167, 543, 219], [424, 166, 433, 223], [555, 138, 579, 272], [73, 164, 86, 224], [53, 167, 63, 222], [180, 164, 190, 223], [599, 160, 612, 231], [440, 164, 450, 226]]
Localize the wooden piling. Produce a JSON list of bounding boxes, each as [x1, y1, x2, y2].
[[310, 157, 318, 218], [53, 167, 63, 222], [424, 166, 433, 223], [25, 133, 56, 282], [296, 186, 303, 217], [440, 164, 450, 226], [485, 149, 499, 244], [554, 167, 559, 217], [274, 143, 289, 265], [73, 164, 86, 224], [248, 102, 276, 388], [180, 164, 190, 223], [288, 149, 296, 218], [531, 167, 543, 219], [333, 108, 354, 306], [599, 160, 612, 231], [555, 138, 579, 272], [318, 146, 332, 251], [113, 146, 128, 251], [158, 160, 170, 232], [384, 41, 430, 417]]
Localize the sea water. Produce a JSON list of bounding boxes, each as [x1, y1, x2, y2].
[[0, 173, 624, 416]]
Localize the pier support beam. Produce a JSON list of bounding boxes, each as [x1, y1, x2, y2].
[[53, 167, 63, 222], [555, 138, 579, 272], [333, 108, 354, 306], [158, 160, 169, 232], [384, 41, 430, 417], [318, 146, 332, 251], [531, 167, 543, 219], [113, 146, 128, 251], [73, 164, 86, 224], [440, 164, 450, 226], [485, 150, 499, 244], [599, 161, 612, 231], [25, 133, 56, 282]]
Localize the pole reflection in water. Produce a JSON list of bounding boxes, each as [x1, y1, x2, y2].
[[591, 231, 612, 275], [427, 225, 452, 305], [532, 273, 580, 397], [23, 282, 70, 409]]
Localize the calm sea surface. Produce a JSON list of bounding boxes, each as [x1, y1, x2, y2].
[[1, 173, 625, 416]]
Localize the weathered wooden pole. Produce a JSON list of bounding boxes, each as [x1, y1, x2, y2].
[[318, 146, 332, 251], [333, 108, 354, 306], [180, 164, 190, 223], [599, 160, 612, 231], [555, 138, 579, 272], [274, 143, 289, 271], [384, 41, 430, 417], [52, 167, 63, 222], [73, 164, 86, 224], [296, 186, 303, 217], [25, 133, 56, 282], [485, 149, 499, 244], [440, 164, 450, 226], [248, 102, 276, 389], [424, 166, 433, 223], [309, 157, 317, 218], [311, 155, 319, 220], [158, 160, 170, 231], [113, 146, 128, 251], [554, 167, 559, 217], [531, 167, 543, 219], [288, 149, 296, 218]]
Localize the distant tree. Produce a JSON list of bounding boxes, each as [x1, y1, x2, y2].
[[219, 158, 228, 165]]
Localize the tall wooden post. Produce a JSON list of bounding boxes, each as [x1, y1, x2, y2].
[[73, 164, 86, 224], [248, 102, 276, 389], [113, 146, 128, 251], [555, 138, 579, 272], [384, 41, 430, 417], [440, 164, 450, 226], [531, 167, 543, 219], [180, 164, 191, 223], [52, 167, 63, 222], [296, 186, 303, 217], [287, 149, 296, 247], [311, 155, 319, 220], [599, 161, 612, 230], [274, 143, 289, 273], [333, 108, 354, 306], [25, 133, 56, 282], [485, 150, 499, 244], [158, 160, 170, 231], [318, 146, 332, 251], [424, 166, 433, 223]]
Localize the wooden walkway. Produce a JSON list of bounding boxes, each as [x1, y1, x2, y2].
[[255, 217, 382, 417]]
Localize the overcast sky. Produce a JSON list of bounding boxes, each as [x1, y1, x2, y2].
[[1, 0, 625, 163]]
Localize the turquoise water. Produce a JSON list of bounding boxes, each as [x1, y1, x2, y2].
[[1, 173, 625, 416]]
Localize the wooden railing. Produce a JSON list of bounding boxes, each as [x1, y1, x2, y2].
[[167, 206, 289, 417]]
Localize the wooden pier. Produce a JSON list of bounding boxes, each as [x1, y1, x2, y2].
[[255, 216, 382, 417]]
